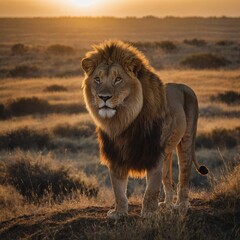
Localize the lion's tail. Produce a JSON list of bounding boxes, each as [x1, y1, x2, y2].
[[193, 155, 209, 175]]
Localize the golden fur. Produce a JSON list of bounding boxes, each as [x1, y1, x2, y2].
[[81, 40, 208, 218]]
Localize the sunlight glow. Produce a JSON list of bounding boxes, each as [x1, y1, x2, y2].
[[69, 0, 98, 8]]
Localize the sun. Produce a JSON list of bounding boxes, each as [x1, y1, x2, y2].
[[70, 0, 98, 7]]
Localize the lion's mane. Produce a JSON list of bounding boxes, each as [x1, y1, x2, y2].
[[82, 40, 167, 177]]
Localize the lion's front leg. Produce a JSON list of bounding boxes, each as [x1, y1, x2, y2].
[[107, 169, 128, 219], [141, 161, 162, 218]]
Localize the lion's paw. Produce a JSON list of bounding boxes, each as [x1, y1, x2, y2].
[[174, 201, 190, 215], [158, 201, 174, 211], [107, 209, 128, 220]]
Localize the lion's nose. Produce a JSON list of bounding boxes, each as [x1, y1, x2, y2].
[[98, 95, 112, 102]]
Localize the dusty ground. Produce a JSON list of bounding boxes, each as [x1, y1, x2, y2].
[[0, 198, 239, 240]]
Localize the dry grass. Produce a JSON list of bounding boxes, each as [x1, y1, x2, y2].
[[180, 53, 231, 69], [0, 151, 98, 202]]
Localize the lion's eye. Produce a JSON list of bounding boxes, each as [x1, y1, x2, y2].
[[94, 77, 101, 84], [114, 77, 122, 85]]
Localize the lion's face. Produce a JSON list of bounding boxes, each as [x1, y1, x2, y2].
[[89, 62, 133, 119], [82, 60, 143, 136]]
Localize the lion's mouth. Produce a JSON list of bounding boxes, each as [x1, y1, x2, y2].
[[99, 106, 116, 110], [98, 106, 117, 118]]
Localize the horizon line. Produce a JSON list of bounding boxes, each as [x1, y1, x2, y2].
[[0, 15, 240, 19]]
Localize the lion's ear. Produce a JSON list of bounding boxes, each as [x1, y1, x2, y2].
[[81, 58, 96, 75], [125, 58, 142, 76]]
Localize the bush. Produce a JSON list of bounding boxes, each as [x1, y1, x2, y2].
[[156, 41, 177, 52], [183, 39, 207, 47], [43, 84, 68, 92], [211, 91, 240, 105], [2, 98, 86, 118], [53, 122, 95, 138], [129, 41, 177, 53], [180, 53, 231, 69], [0, 152, 98, 201], [46, 44, 74, 55], [216, 40, 235, 46], [128, 41, 155, 49], [8, 65, 40, 78], [196, 127, 240, 149], [11, 43, 28, 55], [0, 127, 51, 150], [7, 97, 51, 116], [51, 103, 87, 114]]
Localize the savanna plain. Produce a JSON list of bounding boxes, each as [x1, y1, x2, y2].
[[0, 17, 240, 239]]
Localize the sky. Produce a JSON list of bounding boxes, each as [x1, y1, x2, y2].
[[0, 0, 239, 17]]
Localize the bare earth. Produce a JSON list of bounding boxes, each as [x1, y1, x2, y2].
[[0, 199, 239, 240]]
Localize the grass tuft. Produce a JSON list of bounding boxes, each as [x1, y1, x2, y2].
[[211, 91, 240, 105], [210, 155, 240, 209], [180, 53, 231, 69], [43, 84, 68, 92], [183, 38, 207, 47], [0, 151, 98, 202], [7, 97, 50, 116], [156, 41, 177, 52], [46, 44, 75, 55], [196, 127, 240, 149], [0, 127, 51, 150], [11, 43, 28, 55], [8, 65, 40, 78], [216, 40, 235, 46], [0, 97, 86, 118]]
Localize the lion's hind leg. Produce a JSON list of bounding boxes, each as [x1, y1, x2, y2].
[[159, 152, 174, 210], [175, 138, 193, 213]]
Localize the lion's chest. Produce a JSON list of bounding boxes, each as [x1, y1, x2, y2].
[[98, 119, 164, 174]]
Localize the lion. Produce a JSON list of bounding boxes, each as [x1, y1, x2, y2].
[[81, 40, 208, 219]]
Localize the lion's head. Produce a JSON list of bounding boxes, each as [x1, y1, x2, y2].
[[81, 40, 166, 138], [81, 40, 152, 137]]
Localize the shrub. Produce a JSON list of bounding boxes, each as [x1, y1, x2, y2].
[[43, 84, 68, 92], [11, 43, 28, 55], [53, 122, 95, 138], [211, 91, 240, 105], [0, 127, 51, 150], [183, 38, 207, 47], [8, 65, 40, 78], [128, 41, 155, 49], [46, 44, 74, 55], [51, 103, 87, 114], [196, 127, 240, 149], [216, 40, 235, 46], [129, 41, 177, 53], [156, 41, 177, 52], [7, 97, 50, 116], [2, 98, 86, 118], [180, 53, 231, 69], [0, 152, 98, 201]]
